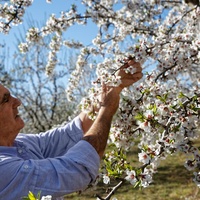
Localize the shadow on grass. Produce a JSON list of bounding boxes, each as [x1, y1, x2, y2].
[[155, 164, 192, 185]]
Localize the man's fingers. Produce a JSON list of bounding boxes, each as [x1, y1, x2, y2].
[[102, 82, 107, 92], [119, 69, 143, 80], [128, 60, 142, 71], [124, 72, 143, 82], [133, 72, 143, 81], [120, 60, 142, 73], [127, 59, 139, 66]]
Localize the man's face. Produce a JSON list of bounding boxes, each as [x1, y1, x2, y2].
[[0, 84, 24, 145]]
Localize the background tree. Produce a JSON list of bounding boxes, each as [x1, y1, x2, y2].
[[9, 35, 82, 132], [0, 42, 12, 86]]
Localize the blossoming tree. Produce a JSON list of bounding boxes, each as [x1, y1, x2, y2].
[[1, 0, 200, 199]]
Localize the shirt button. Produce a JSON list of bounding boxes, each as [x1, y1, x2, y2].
[[24, 165, 29, 169], [18, 149, 23, 154]]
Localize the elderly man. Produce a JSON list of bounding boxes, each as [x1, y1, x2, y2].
[[0, 60, 142, 200]]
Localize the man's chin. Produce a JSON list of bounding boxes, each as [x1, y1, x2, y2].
[[16, 116, 25, 128]]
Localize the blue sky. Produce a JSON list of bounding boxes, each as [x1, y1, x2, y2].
[[0, 0, 156, 72], [0, 0, 98, 55]]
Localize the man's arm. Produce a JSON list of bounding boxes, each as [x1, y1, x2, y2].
[[0, 141, 100, 199], [82, 87, 121, 158], [80, 60, 143, 159]]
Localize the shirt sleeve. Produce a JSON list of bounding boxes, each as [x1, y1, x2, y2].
[[17, 116, 84, 158], [0, 140, 100, 199]]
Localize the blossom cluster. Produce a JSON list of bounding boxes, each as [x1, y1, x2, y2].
[[0, 0, 33, 34], [1, 0, 200, 192]]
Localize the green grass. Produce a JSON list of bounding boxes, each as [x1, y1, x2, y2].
[[65, 146, 200, 200]]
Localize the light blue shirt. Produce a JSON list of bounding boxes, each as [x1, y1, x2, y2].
[[0, 116, 100, 200]]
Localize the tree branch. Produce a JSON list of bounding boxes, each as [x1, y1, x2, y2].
[[96, 179, 125, 200]]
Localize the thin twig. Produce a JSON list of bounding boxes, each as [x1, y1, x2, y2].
[[96, 180, 125, 200]]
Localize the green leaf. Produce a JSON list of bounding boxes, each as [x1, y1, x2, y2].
[[170, 104, 177, 110], [142, 88, 150, 95], [192, 107, 200, 112], [192, 95, 198, 101], [178, 92, 185, 98], [134, 112, 144, 122], [134, 180, 141, 188], [178, 101, 184, 108], [28, 191, 37, 200], [156, 93, 168, 103], [37, 191, 41, 199], [148, 104, 157, 114]]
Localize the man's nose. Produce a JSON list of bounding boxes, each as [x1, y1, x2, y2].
[[13, 96, 22, 107]]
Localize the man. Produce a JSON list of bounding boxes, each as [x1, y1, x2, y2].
[[0, 60, 142, 199]]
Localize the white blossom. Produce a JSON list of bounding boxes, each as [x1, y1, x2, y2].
[[125, 170, 137, 185], [103, 174, 110, 184], [41, 195, 52, 200]]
